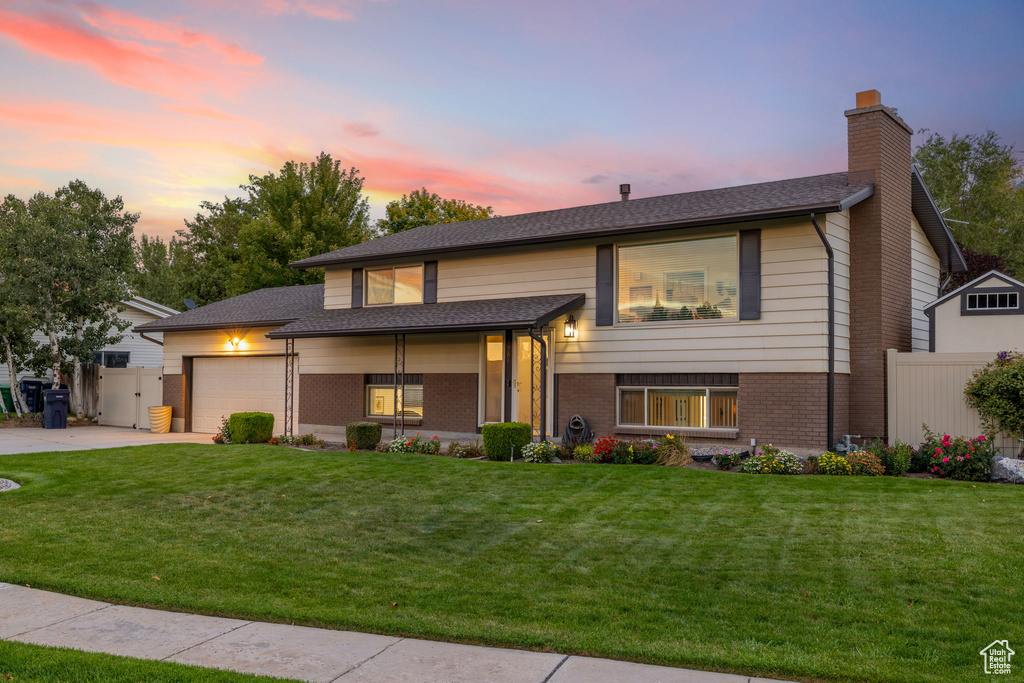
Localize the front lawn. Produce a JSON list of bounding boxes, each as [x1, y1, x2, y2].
[[1, 445, 1022, 682]]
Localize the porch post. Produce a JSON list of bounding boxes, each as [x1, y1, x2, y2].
[[528, 327, 547, 441], [284, 337, 295, 438], [393, 333, 406, 438]]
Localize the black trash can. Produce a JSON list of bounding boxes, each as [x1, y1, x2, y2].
[[43, 389, 70, 429], [19, 380, 44, 413]]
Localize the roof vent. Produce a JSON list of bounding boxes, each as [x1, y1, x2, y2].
[[619, 183, 631, 201]]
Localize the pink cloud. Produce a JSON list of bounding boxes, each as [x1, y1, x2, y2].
[[256, 0, 377, 21]]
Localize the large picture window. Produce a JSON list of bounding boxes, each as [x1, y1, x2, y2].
[[617, 235, 738, 323], [366, 384, 424, 417], [618, 387, 738, 429], [366, 265, 423, 305]]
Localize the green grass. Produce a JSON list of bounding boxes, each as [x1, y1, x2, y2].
[[0, 640, 298, 682], [1, 445, 1022, 682]]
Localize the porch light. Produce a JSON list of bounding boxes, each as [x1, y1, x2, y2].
[[563, 314, 578, 339], [230, 336, 241, 348]]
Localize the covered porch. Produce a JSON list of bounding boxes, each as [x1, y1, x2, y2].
[[267, 293, 585, 442]]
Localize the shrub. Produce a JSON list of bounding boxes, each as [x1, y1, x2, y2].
[[228, 412, 274, 444], [737, 449, 802, 475], [522, 441, 559, 463], [416, 435, 442, 455], [292, 433, 324, 447], [213, 415, 232, 444], [631, 440, 659, 465], [920, 428, 997, 481], [817, 451, 851, 475], [572, 444, 593, 460], [346, 422, 383, 450], [655, 434, 692, 467], [715, 450, 742, 470], [846, 450, 884, 476], [965, 351, 1024, 457], [447, 441, 484, 458], [880, 440, 913, 477], [804, 455, 819, 475], [481, 422, 532, 461]]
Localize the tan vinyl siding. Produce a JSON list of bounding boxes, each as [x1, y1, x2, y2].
[[432, 214, 848, 374], [910, 214, 941, 352], [163, 327, 288, 374], [932, 298, 1024, 353], [323, 268, 352, 309]]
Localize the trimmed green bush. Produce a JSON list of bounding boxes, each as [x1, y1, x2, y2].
[[228, 412, 275, 444], [346, 422, 383, 450], [482, 422, 532, 461]]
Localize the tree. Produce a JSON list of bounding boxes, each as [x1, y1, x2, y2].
[[945, 247, 1009, 291], [965, 351, 1024, 458], [1, 182, 137, 416], [374, 188, 496, 236], [0, 196, 38, 416], [131, 234, 188, 308], [913, 130, 1024, 280]]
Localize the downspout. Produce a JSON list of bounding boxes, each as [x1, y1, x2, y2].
[[527, 327, 547, 441], [810, 213, 835, 451]]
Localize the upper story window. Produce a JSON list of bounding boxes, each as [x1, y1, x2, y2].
[[366, 265, 423, 305], [616, 235, 738, 323], [966, 292, 1019, 311]]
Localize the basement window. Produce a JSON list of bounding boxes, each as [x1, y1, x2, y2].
[[92, 351, 130, 368], [366, 384, 424, 418], [618, 387, 738, 429], [966, 292, 1019, 311]]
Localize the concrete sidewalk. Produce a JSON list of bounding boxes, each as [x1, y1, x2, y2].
[[0, 426, 212, 455], [0, 584, 789, 683]]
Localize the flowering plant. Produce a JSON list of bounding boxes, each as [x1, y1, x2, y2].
[[447, 441, 484, 458], [382, 435, 418, 453], [738, 449, 802, 475], [522, 441, 559, 463], [920, 428, 996, 481], [418, 435, 442, 455], [846, 450, 885, 476], [817, 451, 851, 475]]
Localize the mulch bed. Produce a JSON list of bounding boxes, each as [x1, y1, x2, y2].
[[0, 415, 99, 429]]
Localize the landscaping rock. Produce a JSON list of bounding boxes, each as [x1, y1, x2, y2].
[[991, 457, 1024, 484], [0, 478, 21, 492]]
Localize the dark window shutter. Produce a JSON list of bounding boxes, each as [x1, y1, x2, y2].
[[423, 261, 438, 304], [351, 268, 363, 308], [739, 230, 761, 320], [596, 244, 614, 326]]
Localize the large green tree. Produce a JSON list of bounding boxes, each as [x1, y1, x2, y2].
[[913, 129, 1024, 279], [374, 187, 496, 236], [0, 182, 137, 415], [135, 153, 372, 306]]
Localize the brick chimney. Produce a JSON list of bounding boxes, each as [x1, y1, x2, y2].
[[845, 90, 914, 440]]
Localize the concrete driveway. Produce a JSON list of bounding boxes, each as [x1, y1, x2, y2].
[[0, 426, 212, 455]]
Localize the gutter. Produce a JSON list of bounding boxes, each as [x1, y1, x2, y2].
[[809, 213, 835, 451], [139, 332, 163, 347]]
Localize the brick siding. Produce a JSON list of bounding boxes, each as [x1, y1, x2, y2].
[[298, 373, 364, 426], [555, 373, 618, 438], [163, 373, 185, 419], [846, 105, 913, 440], [421, 373, 479, 433]]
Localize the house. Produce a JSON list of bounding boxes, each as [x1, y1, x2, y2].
[[923, 270, 1024, 353], [136, 90, 966, 451]]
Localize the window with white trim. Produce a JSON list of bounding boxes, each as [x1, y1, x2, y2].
[[618, 386, 738, 429], [617, 235, 738, 323], [366, 384, 424, 417], [966, 292, 1019, 310], [366, 265, 423, 305]]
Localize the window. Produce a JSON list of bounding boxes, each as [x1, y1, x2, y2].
[[92, 351, 130, 368], [483, 335, 503, 423], [366, 384, 424, 417], [617, 235, 738, 323], [966, 292, 1019, 310], [366, 265, 423, 305], [618, 387, 738, 429]]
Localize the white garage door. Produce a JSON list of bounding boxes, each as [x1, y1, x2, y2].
[[192, 356, 295, 435]]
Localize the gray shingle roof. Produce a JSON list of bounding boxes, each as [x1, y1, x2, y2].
[[134, 284, 324, 333], [291, 172, 874, 268], [267, 293, 585, 338]]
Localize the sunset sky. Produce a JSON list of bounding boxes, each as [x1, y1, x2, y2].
[[1, 0, 1022, 240]]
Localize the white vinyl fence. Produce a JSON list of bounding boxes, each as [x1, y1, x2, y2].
[[886, 349, 1019, 457]]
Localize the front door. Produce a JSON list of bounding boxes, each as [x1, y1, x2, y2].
[[512, 331, 551, 437]]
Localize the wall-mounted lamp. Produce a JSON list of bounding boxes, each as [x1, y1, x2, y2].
[[230, 337, 241, 348], [563, 314, 578, 340]]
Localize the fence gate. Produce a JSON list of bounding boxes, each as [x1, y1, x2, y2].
[[98, 367, 163, 429], [886, 350, 1017, 457]]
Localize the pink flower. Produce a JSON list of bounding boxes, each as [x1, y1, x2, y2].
[[934, 447, 943, 455], [943, 457, 949, 463], [978, 435, 986, 441], [966, 454, 970, 459]]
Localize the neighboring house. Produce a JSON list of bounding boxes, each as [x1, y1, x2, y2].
[[137, 90, 966, 450], [923, 270, 1024, 353], [0, 295, 178, 390]]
